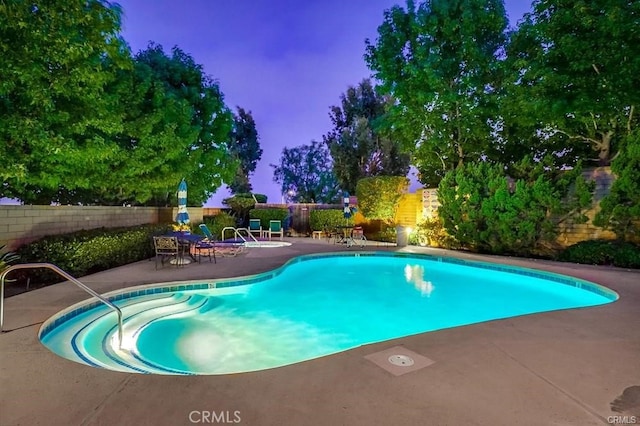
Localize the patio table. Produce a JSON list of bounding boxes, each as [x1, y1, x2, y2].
[[166, 232, 205, 264]]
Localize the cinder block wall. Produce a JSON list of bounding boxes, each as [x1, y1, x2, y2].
[[0, 206, 169, 250], [556, 167, 616, 246]]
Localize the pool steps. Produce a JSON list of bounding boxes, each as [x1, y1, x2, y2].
[[49, 293, 209, 374]]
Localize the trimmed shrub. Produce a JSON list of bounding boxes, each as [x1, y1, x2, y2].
[[249, 208, 288, 229], [222, 193, 267, 226], [15, 224, 170, 285], [557, 240, 640, 269], [369, 226, 396, 243], [356, 176, 409, 223], [309, 209, 353, 231]]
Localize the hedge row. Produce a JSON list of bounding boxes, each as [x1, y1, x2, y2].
[[15, 224, 171, 285], [557, 240, 640, 269], [309, 209, 354, 231], [249, 208, 288, 229]]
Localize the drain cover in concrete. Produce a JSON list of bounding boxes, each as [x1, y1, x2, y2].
[[365, 346, 435, 376], [388, 354, 415, 366]]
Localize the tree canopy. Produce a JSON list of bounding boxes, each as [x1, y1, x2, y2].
[[111, 44, 235, 206], [271, 141, 339, 203], [0, 0, 237, 206], [365, 0, 508, 187], [0, 0, 130, 203], [507, 0, 640, 166], [323, 79, 410, 193]]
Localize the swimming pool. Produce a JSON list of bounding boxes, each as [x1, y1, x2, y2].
[[39, 252, 617, 375]]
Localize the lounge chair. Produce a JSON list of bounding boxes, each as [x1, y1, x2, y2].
[[248, 218, 263, 238], [192, 228, 216, 264], [268, 220, 283, 241], [199, 224, 245, 257], [153, 236, 182, 269]]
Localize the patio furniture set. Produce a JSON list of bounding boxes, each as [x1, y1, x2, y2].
[[152, 220, 285, 269]]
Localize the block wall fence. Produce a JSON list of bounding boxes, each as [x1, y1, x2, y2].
[[0, 206, 204, 250], [0, 167, 617, 250]]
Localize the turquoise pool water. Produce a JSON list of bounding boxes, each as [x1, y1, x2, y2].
[[39, 253, 617, 375]]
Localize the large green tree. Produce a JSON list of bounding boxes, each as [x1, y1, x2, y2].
[[0, 0, 131, 203], [271, 141, 339, 203], [507, 0, 640, 166], [109, 44, 235, 206], [324, 79, 410, 193], [227, 107, 262, 194], [365, 0, 508, 187]]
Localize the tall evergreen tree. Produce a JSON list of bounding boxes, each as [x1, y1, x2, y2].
[[227, 107, 262, 194]]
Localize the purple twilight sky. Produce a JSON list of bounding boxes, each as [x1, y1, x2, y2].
[[117, 0, 532, 206]]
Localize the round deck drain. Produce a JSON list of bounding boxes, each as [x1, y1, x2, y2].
[[388, 354, 414, 367]]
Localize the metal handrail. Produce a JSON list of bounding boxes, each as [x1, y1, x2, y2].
[[0, 263, 123, 347], [236, 227, 259, 243], [220, 226, 259, 243]]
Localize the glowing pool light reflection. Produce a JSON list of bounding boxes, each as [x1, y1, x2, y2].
[[40, 252, 617, 375]]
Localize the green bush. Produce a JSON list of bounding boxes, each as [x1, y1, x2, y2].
[[412, 217, 458, 249], [356, 176, 409, 223], [557, 240, 640, 269], [309, 209, 353, 231], [594, 131, 640, 241], [249, 208, 288, 229], [200, 212, 237, 240], [437, 157, 593, 256], [15, 224, 170, 285], [369, 226, 397, 243]]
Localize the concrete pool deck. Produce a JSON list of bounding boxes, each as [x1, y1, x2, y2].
[[1, 238, 639, 426]]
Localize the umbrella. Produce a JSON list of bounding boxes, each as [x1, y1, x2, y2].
[[176, 179, 190, 224], [343, 191, 351, 219]]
